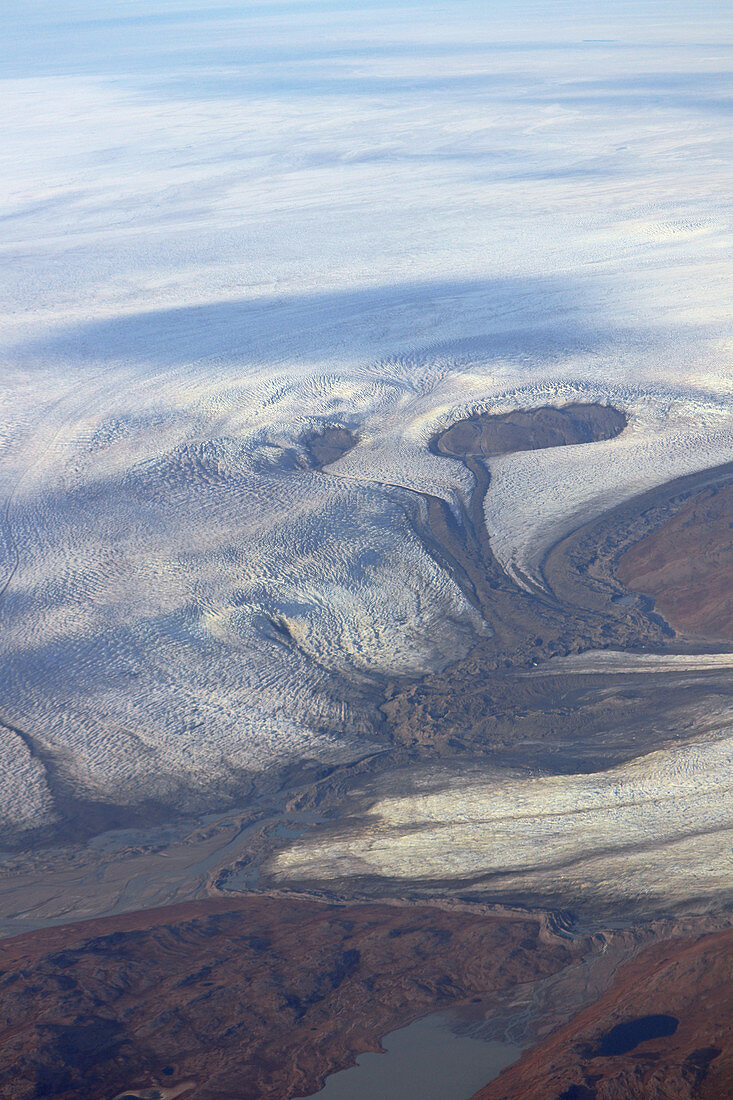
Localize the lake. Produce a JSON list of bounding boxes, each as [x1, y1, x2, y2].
[[294, 1009, 522, 1100]]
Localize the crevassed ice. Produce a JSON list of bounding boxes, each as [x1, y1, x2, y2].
[[1, 0, 732, 830], [273, 734, 733, 908]]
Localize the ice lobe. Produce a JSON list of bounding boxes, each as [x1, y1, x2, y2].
[[0, 372, 492, 829], [273, 733, 733, 913]]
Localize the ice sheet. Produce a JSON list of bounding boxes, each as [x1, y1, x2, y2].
[[1, 0, 731, 830]]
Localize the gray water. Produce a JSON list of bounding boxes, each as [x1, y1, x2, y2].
[[294, 1010, 522, 1100]]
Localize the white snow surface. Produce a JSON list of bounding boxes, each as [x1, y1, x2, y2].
[[0, 1, 732, 829]]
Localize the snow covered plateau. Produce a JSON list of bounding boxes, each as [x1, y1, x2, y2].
[[0, 0, 731, 919]]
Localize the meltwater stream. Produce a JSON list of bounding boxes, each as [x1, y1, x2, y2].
[[294, 1010, 522, 1100]]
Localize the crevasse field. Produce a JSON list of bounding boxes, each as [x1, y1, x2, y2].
[[1, 0, 731, 895]]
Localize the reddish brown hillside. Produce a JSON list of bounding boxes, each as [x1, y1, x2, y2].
[[618, 484, 733, 643], [473, 927, 733, 1100], [0, 895, 577, 1100]]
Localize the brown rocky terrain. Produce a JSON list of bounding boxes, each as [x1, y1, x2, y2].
[[473, 927, 733, 1100], [618, 483, 733, 643], [0, 895, 580, 1100]]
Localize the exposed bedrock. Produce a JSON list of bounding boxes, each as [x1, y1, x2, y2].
[[473, 927, 733, 1100], [543, 460, 733, 629], [0, 409, 729, 1100], [617, 482, 733, 643], [0, 896, 581, 1100], [1, 894, 727, 1100]]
